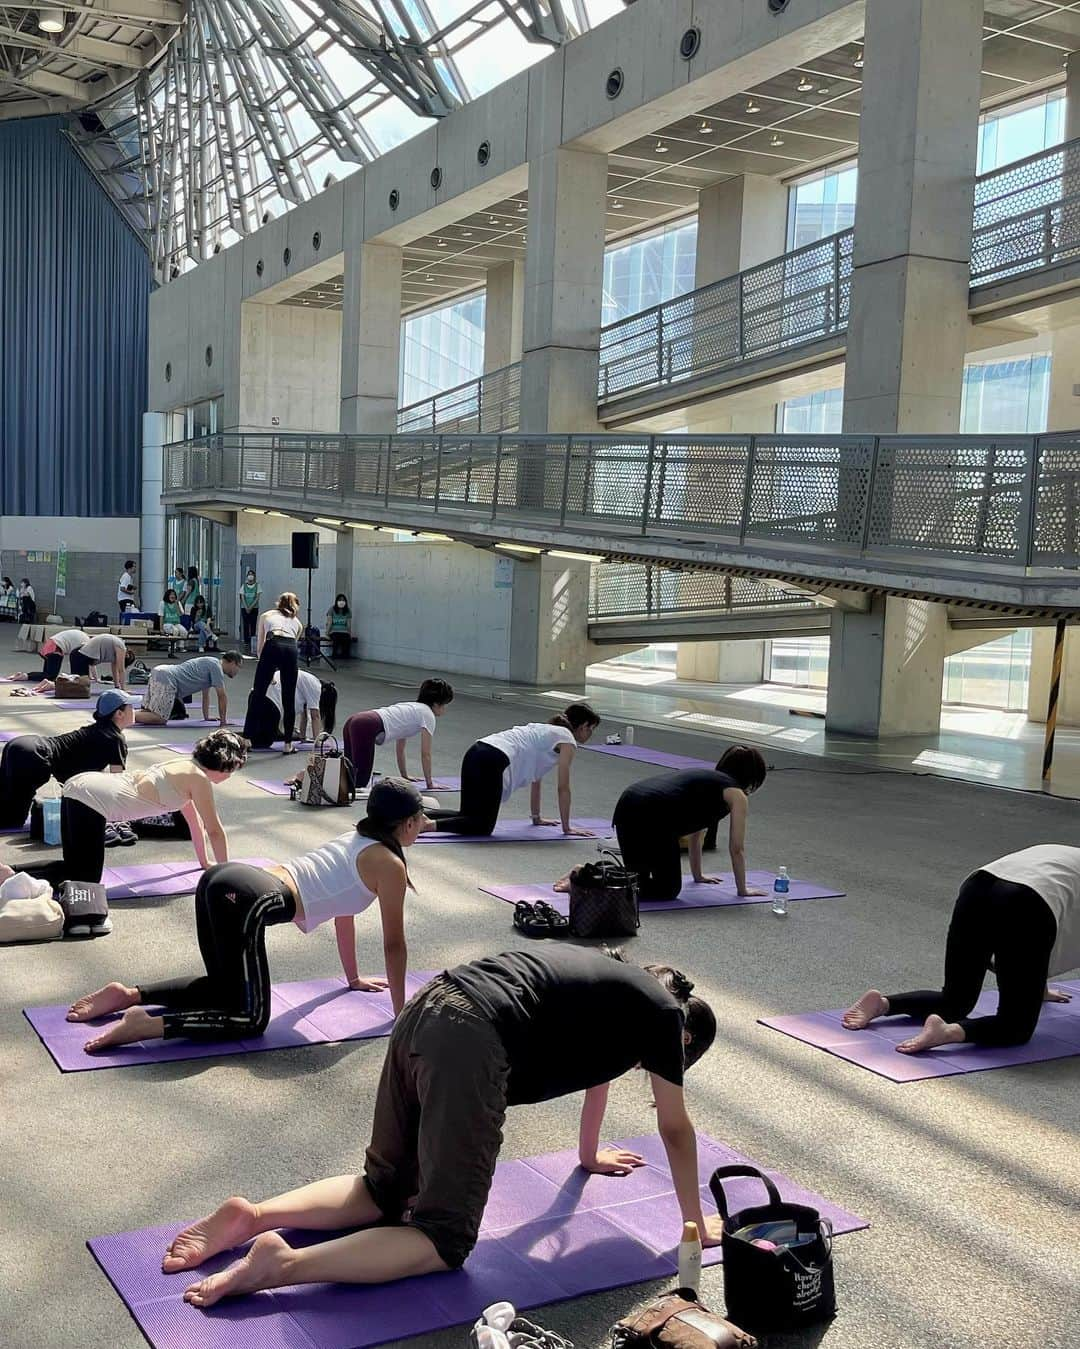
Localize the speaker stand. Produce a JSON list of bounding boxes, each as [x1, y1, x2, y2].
[[301, 566, 336, 672]]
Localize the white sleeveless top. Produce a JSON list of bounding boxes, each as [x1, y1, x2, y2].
[[64, 761, 192, 822], [261, 610, 303, 640], [480, 722, 576, 802], [283, 832, 381, 934]]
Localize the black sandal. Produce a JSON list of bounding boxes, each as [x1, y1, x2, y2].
[[513, 900, 538, 934], [533, 900, 570, 936]]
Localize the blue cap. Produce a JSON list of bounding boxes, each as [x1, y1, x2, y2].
[[94, 689, 133, 720]]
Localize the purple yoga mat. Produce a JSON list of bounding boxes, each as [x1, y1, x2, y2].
[[372, 771, 462, 791], [87, 1132, 868, 1349], [418, 818, 611, 843], [584, 743, 713, 771], [0, 730, 16, 741], [760, 978, 1080, 1082], [164, 742, 284, 755], [483, 872, 845, 914], [248, 779, 294, 796], [101, 858, 275, 901], [24, 971, 436, 1073]]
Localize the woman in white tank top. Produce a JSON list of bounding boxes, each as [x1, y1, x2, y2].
[[4, 731, 248, 889], [64, 779, 428, 1055]]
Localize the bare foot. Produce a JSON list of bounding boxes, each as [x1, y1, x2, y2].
[[164, 1196, 260, 1273], [842, 989, 890, 1030], [0, 863, 14, 884], [67, 982, 139, 1022], [552, 874, 571, 894], [896, 1013, 965, 1055], [83, 1005, 163, 1053], [183, 1231, 294, 1308]]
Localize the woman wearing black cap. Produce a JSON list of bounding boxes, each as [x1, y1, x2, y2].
[[64, 778, 427, 1054], [0, 690, 133, 830]]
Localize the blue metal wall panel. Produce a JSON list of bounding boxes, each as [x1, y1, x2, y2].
[[0, 116, 149, 517]]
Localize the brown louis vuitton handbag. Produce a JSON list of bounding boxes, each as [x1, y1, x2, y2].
[[611, 1290, 757, 1349]]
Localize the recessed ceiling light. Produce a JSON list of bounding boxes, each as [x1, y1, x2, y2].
[[853, 48, 864, 69], [698, 120, 713, 134], [611, 199, 624, 210], [462, 229, 473, 237], [436, 238, 447, 248], [796, 75, 813, 92], [517, 201, 527, 212], [655, 140, 669, 154], [745, 98, 761, 114], [769, 133, 785, 147], [37, 7, 64, 31]]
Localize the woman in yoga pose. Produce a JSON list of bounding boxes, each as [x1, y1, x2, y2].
[[595, 745, 769, 902], [342, 678, 454, 790], [244, 669, 337, 748], [427, 704, 600, 838], [844, 843, 1079, 1053], [150, 946, 718, 1306], [0, 690, 133, 829], [7, 730, 246, 886], [245, 592, 304, 754], [65, 778, 424, 1053]]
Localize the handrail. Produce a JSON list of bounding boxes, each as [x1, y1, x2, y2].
[[162, 429, 1080, 575], [396, 362, 520, 434]]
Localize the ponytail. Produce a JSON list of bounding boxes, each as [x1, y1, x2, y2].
[[319, 680, 338, 735], [355, 819, 416, 890]]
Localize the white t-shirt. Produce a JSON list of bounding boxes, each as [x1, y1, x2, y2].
[[117, 570, 136, 603], [480, 722, 576, 802], [374, 701, 437, 745], [981, 845, 1080, 978], [268, 669, 321, 722], [260, 610, 304, 640], [50, 629, 89, 655]]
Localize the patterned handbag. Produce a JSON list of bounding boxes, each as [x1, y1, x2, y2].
[[568, 850, 639, 938], [294, 733, 356, 807]]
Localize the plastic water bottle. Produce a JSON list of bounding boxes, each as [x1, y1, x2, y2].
[[772, 865, 789, 917], [42, 797, 61, 846], [677, 1220, 702, 1294], [624, 724, 635, 745]]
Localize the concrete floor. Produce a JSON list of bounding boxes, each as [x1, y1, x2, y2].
[[2, 648, 1079, 1349]]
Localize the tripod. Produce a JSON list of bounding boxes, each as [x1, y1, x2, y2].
[[300, 566, 336, 671]]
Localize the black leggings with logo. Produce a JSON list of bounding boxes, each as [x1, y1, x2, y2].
[[138, 862, 296, 1041]]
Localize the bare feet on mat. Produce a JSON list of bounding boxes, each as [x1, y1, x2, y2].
[[67, 982, 139, 1022], [164, 1196, 260, 1273], [896, 1013, 965, 1054], [82, 1005, 163, 1053], [842, 989, 889, 1030], [183, 1231, 293, 1307], [0, 863, 13, 883]]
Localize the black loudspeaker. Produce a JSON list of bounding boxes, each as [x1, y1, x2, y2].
[[291, 531, 319, 569]]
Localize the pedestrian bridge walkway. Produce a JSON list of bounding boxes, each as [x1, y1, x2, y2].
[[163, 429, 1080, 618]]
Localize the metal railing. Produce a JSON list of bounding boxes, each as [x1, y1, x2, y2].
[[972, 136, 1080, 286], [589, 565, 818, 622], [597, 230, 853, 403], [163, 430, 1080, 573], [395, 362, 520, 434]]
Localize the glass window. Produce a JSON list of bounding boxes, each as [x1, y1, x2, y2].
[[943, 629, 1032, 710], [766, 637, 829, 688], [786, 162, 857, 250], [777, 387, 844, 434], [399, 291, 486, 405], [977, 91, 1064, 175], [602, 218, 698, 325], [960, 355, 1051, 434]]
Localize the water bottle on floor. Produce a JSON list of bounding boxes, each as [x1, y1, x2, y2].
[[43, 797, 61, 846], [772, 865, 789, 917]]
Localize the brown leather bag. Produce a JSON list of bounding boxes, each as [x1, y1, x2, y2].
[[54, 674, 90, 699], [611, 1291, 757, 1349]]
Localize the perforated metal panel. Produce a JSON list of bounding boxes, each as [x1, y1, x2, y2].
[[744, 438, 872, 546], [972, 138, 1080, 285], [589, 564, 817, 621], [1033, 432, 1080, 564], [598, 230, 852, 404], [396, 364, 521, 435]]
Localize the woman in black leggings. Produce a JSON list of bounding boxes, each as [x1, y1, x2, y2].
[[63, 779, 426, 1054], [427, 704, 600, 837], [844, 844, 1080, 1053], [245, 591, 303, 754], [606, 745, 768, 902]]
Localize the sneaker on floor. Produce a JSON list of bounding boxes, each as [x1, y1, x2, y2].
[[507, 1319, 573, 1349], [102, 824, 123, 848], [115, 824, 138, 846]]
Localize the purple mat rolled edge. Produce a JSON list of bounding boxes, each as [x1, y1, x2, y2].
[[483, 872, 845, 915], [418, 818, 611, 843]]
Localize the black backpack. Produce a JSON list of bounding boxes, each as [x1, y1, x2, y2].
[[84, 610, 109, 627]]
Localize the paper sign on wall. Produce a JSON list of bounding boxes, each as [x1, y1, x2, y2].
[[493, 555, 513, 589]]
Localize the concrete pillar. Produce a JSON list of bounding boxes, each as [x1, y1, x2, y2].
[[1066, 54, 1080, 145], [339, 242, 403, 434], [694, 174, 787, 286], [1046, 325, 1080, 432], [508, 555, 592, 685], [519, 147, 608, 432], [141, 411, 183, 599], [484, 260, 524, 374], [677, 641, 766, 685], [335, 527, 354, 601], [827, 0, 982, 737]]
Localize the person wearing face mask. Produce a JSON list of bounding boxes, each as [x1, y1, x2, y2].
[[63, 777, 424, 1053], [238, 570, 262, 653], [325, 593, 352, 661]]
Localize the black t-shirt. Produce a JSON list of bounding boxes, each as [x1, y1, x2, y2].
[[614, 769, 737, 837], [44, 721, 127, 782], [446, 945, 685, 1106]]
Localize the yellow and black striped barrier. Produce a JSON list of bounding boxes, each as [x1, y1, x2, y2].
[[1042, 617, 1067, 782]]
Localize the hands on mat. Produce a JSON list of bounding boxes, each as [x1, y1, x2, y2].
[[1045, 985, 1073, 1003], [349, 976, 390, 993], [581, 1146, 645, 1176]]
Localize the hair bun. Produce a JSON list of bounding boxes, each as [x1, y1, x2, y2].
[[671, 971, 695, 1001]]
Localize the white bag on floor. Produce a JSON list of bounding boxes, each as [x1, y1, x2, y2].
[[296, 734, 356, 807], [0, 874, 64, 943]]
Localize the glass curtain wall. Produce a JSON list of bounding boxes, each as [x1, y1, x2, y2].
[[165, 514, 223, 620], [601, 218, 698, 324], [399, 292, 486, 406]]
